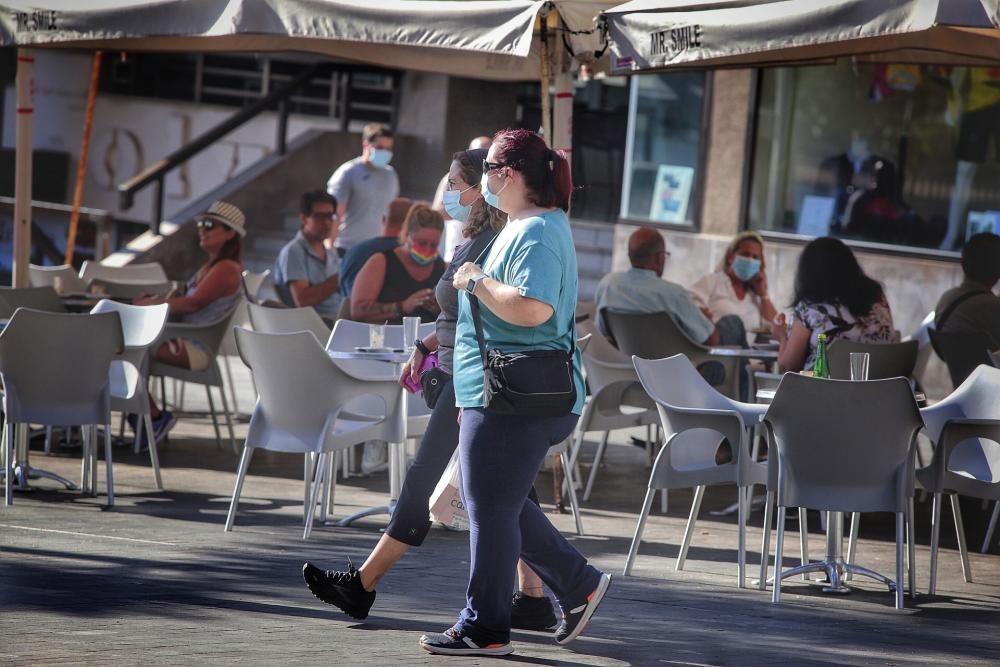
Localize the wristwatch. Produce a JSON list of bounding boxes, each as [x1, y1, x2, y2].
[[466, 274, 485, 296], [414, 338, 431, 356]]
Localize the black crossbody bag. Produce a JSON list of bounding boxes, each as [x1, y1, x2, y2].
[[469, 294, 576, 417]]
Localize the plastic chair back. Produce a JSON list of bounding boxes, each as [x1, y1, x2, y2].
[[603, 309, 704, 361], [764, 374, 922, 513], [0, 286, 66, 319], [87, 278, 173, 300], [90, 300, 169, 347], [29, 264, 88, 293], [928, 328, 995, 388], [247, 302, 331, 346], [242, 269, 278, 304], [80, 260, 167, 284], [0, 309, 123, 425], [235, 328, 400, 452], [828, 340, 918, 380]]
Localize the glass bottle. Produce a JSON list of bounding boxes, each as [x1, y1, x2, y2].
[[813, 332, 830, 379]]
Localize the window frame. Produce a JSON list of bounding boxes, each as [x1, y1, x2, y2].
[[741, 67, 963, 263], [617, 71, 714, 233]]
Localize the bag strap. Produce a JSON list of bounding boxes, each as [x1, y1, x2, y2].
[[935, 288, 988, 330], [469, 295, 576, 371]]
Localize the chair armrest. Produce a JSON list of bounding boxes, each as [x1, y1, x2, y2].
[[928, 418, 1000, 472], [158, 320, 228, 355]]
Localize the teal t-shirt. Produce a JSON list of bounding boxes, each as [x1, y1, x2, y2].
[[453, 208, 585, 415]]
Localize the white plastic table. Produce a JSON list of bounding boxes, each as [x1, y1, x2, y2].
[[326, 348, 411, 527]]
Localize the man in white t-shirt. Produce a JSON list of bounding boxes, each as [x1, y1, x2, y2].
[[327, 123, 400, 257]]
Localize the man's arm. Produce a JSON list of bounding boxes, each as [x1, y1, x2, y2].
[[288, 274, 340, 308]]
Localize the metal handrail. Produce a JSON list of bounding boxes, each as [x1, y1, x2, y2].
[[117, 64, 321, 233]]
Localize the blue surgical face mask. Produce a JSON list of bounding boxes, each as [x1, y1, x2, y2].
[[442, 184, 476, 223], [480, 171, 507, 210], [369, 148, 393, 168], [731, 255, 761, 282]]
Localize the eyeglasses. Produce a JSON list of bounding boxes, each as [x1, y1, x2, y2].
[[309, 212, 335, 222], [196, 219, 219, 230], [482, 159, 507, 174]]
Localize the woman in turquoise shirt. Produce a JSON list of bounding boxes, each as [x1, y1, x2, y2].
[[418, 129, 611, 657]]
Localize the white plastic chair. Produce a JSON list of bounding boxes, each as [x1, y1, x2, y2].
[[242, 269, 278, 304], [762, 374, 922, 609], [916, 365, 1000, 594], [87, 278, 173, 300], [149, 303, 240, 454], [79, 260, 167, 284], [247, 302, 332, 346], [625, 354, 768, 588], [227, 329, 404, 538], [29, 264, 88, 293], [0, 309, 123, 507], [0, 286, 66, 318], [90, 300, 169, 488], [574, 315, 659, 503]]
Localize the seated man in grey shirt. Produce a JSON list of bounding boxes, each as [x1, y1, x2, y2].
[[935, 232, 1000, 345], [272, 190, 342, 318], [595, 227, 720, 346]]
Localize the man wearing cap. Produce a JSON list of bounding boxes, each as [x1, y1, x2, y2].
[[273, 190, 343, 319], [327, 123, 400, 257]]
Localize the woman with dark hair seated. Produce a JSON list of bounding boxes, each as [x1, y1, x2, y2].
[[771, 236, 895, 372]]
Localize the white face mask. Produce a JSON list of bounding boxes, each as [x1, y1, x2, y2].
[[480, 171, 507, 210], [442, 184, 476, 223], [369, 148, 393, 168]]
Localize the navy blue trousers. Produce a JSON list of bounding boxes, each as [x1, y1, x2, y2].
[[455, 408, 601, 645]]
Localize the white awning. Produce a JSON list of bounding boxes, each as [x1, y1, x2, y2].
[[0, 0, 613, 81], [603, 0, 1000, 74]]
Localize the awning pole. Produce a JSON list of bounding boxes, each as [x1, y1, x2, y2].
[[539, 10, 553, 148], [12, 48, 34, 287], [65, 50, 102, 266]]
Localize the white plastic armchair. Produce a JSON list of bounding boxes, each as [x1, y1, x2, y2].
[[228, 329, 404, 539], [90, 300, 169, 488], [917, 364, 1000, 594], [0, 309, 123, 506], [247, 302, 332, 346], [625, 354, 768, 588], [29, 264, 88, 293], [79, 260, 167, 284]]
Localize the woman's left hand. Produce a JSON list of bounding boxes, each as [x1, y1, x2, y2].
[[452, 262, 486, 292], [132, 294, 163, 306], [749, 268, 769, 298]]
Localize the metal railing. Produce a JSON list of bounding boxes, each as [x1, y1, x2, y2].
[[117, 64, 321, 234]]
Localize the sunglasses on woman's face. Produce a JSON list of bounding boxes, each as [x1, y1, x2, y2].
[[196, 219, 220, 231], [482, 159, 507, 173]]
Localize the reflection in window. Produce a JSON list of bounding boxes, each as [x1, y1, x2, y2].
[[621, 72, 707, 226], [749, 63, 1000, 253]]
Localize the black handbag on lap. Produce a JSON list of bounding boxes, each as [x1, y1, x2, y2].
[[469, 295, 576, 417]]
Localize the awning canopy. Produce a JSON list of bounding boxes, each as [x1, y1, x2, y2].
[[0, 0, 611, 81], [603, 0, 1000, 74]]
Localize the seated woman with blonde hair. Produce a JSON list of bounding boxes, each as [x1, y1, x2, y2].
[[350, 203, 446, 324]]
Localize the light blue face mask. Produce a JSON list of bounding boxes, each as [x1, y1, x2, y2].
[[731, 255, 761, 282], [442, 185, 476, 223], [480, 171, 507, 210], [369, 148, 393, 168]]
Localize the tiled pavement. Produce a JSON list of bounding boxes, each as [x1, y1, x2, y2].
[[3, 382, 1000, 666]]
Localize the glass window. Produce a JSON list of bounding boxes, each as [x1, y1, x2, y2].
[[621, 71, 707, 226], [749, 62, 1000, 253]]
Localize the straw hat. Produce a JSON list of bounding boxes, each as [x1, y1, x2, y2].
[[200, 201, 246, 237]]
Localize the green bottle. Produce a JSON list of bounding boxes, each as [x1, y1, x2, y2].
[[813, 332, 830, 379]]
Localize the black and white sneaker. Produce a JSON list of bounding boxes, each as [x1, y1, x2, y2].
[[554, 572, 612, 645], [419, 628, 513, 656], [510, 592, 558, 631], [302, 562, 375, 620]]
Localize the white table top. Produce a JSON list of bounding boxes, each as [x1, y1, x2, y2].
[[326, 349, 411, 364], [708, 346, 779, 359]]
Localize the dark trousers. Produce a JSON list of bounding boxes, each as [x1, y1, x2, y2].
[[456, 408, 601, 645], [386, 378, 539, 546]]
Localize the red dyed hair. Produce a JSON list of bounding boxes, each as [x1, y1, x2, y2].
[[491, 128, 573, 212]]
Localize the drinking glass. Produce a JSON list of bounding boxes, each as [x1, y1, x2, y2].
[[369, 323, 385, 350], [402, 316, 420, 351], [52, 276, 65, 295], [849, 352, 870, 382]]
